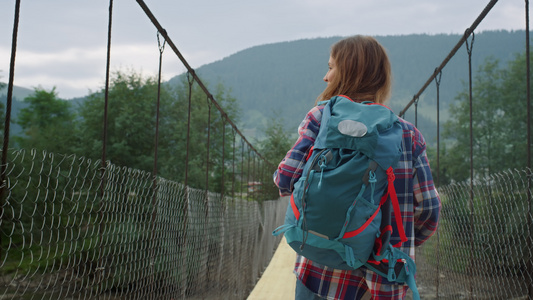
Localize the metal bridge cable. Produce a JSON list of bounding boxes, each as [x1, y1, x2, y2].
[[465, 29, 475, 300], [398, 0, 499, 117], [1, 0, 21, 266], [134, 0, 272, 167]]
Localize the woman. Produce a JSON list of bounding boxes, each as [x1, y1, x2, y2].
[[274, 35, 441, 300]]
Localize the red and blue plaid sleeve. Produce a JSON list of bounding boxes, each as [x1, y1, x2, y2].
[[273, 105, 323, 196], [410, 126, 441, 246]]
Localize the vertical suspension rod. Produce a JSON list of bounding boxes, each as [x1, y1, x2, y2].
[[184, 74, 193, 188], [435, 70, 442, 187], [414, 96, 419, 127], [134, 0, 270, 166], [232, 131, 236, 199], [465, 30, 475, 300], [221, 120, 226, 200], [434, 69, 442, 299], [96, 0, 114, 293], [152, 33, 165, 179], [525, 1, 532, 299], [101, 0, 113, 169], [205, 99, 212, 216], [1, 0, 22, 264], [399, 0, 499, 117], [148, 31, 166, 296]]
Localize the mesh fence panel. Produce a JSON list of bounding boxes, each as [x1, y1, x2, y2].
[[0, 149, 287, 299], [2, 148, 532, 299], [414, 168, 532, 299]]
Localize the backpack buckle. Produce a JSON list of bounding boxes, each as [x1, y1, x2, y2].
[[363, 161, 379, 186], [317, 154, 328, 188], [386, 167, 395, 181]]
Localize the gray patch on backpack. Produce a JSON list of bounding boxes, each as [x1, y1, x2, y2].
[[338, 120, 367, 137]]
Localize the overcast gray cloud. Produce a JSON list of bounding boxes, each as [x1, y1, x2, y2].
[[0, 0, 527, 99]]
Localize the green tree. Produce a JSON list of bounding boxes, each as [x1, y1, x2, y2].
[[256, 115, 292, 200], [258, 115, 292, 165], [79, 70, 173, 172], [14, 87, 77, 154], [441, 53, 530, 181], [158, 79, 240, 192], [499, 51, 531, 167], [79, 71, 241, 192]]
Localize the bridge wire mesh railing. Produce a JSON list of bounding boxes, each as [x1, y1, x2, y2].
[[398, 0, 533, 299], [415, 168, 532, 299], [3, 0, 533, 299], [0, 148, 287, 299], [1, 0, 285, 299]]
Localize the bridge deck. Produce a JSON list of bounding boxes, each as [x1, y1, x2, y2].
[[247, 237, 296, 299]]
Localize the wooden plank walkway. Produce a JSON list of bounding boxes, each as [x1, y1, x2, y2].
[[247, 237, 296, 300]]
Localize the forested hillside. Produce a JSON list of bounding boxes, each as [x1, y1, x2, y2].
[[169, 30, 527, 144], [0, 85, 34, 136], [2, 30, 528, 146]]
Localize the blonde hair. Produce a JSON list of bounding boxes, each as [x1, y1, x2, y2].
[[316, 35, 392, 105]]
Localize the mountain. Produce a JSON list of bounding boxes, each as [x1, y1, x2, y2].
[[3, 30, 528, 147], [170, 30, 528, 145], [0, 84, 35, 136], [0, 84, 34, 101]]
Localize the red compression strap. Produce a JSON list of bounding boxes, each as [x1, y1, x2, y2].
[[343, 185, 390, 239], [387, 167, 408, 247], [343, 205, 380, 239], [290, 194, 300, 220]]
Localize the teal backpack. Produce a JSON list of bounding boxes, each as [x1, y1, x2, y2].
[[273, 95, 420, 299]]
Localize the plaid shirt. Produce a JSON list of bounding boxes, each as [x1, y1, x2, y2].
[[273, 104, 441, 300]]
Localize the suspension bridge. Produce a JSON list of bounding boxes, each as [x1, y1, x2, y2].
[[1, 0, 532, 299]]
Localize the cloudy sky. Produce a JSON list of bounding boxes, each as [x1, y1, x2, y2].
[[0, 0, 527, 99]]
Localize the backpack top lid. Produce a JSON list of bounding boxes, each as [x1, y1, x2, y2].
[[314, 95, 403, 170]]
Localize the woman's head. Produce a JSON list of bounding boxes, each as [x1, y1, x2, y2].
[[317, 35, 392, 104]]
